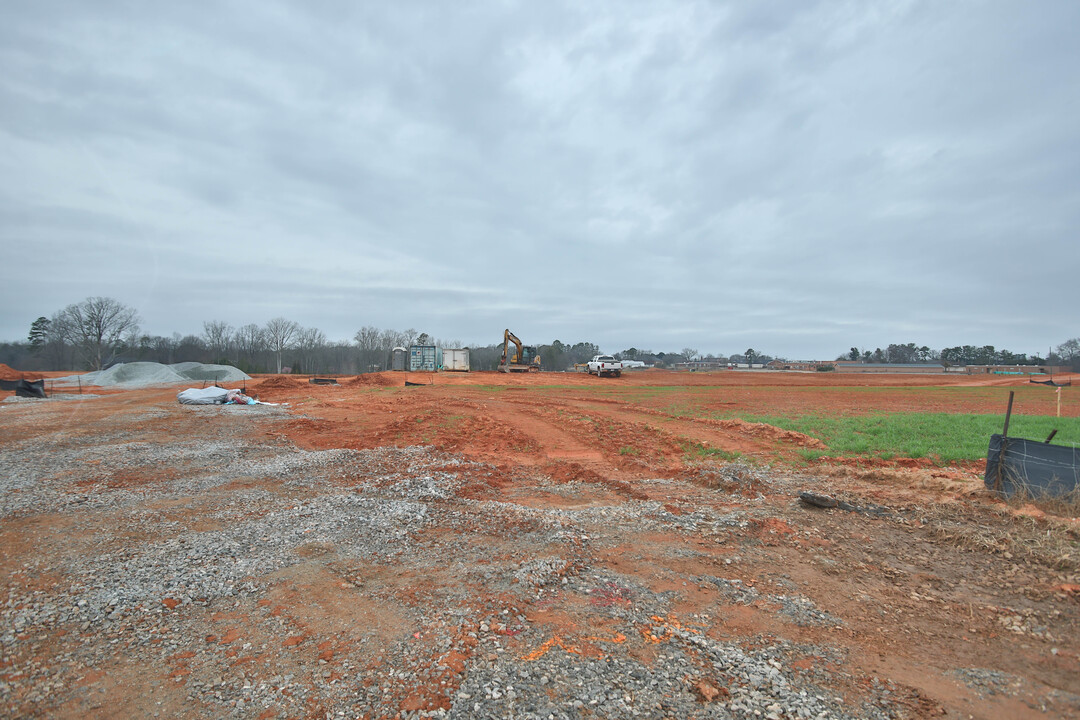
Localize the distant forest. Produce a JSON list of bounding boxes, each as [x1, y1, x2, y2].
[[4, 297, 1078, 374], [833, 342, 1070, 367]]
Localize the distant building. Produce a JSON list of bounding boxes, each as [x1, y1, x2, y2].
[[767, 360, 820, 371], [674, 360, 768, 371], [762, 360, 1060, 375], [961, 365, 1057, 375], [831, 362, 946, 374], [674, 360, 726, 371]]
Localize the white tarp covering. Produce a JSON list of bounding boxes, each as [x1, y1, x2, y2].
[[177, 387, 230, 405]]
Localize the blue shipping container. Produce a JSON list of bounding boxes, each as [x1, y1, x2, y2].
[[408, 345, 442, 372]]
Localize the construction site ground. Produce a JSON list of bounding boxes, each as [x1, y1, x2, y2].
[[1, 369, 1078, 719]]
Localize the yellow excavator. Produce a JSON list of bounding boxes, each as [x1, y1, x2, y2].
[[498, 329, 542, 373]]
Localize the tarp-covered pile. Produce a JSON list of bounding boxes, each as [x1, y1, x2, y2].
[[177, 387, 259, 405], [177, 387, 230, 405], [0, 379, 46, 398]]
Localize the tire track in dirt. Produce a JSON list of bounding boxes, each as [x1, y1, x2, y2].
[[469, 394, 605, 467], [536, 396, 812, 461], [441, 392, 791, 476], [295, 391, 613, 474]]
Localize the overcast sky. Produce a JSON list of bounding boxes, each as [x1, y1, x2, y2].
[[2, 1, 1077, 359]]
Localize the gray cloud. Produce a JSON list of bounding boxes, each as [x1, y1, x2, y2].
[[2, 1, 1077, 359]]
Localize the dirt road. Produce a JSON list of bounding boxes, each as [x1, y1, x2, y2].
[[1, 370, 1077, 719]]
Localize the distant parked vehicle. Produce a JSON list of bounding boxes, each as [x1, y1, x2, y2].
[[587, 355, 623, 378]]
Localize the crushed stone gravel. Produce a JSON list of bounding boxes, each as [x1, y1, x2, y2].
[[51, 362, 250, 389], [2, 391, 1067, 719]]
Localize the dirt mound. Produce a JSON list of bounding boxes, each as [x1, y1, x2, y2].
[[714, 418, 826, 449], [257, 376, 304, 390], [0, 364, 22, 381], [344, 373, 400, 387], [541, 461, 649, 500]]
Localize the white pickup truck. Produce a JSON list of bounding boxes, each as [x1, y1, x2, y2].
[[587, 354, 623, 377]]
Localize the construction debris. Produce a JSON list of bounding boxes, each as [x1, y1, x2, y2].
[[798, 491, 892, 517]]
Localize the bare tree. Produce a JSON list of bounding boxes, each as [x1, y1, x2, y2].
[[295, 326, 327, 374], [202, 320, 233, 362], [1057, 337, 1080, 371], [58, 297, 140, 370], [151, 335, 177, 364], [354, 326, 383, 373], [264, 317, 300, 373], [45, 310, 76, 369], [387, 329, 411, 351], [234, 324, 266, 369], [174, 333, 207, 362]]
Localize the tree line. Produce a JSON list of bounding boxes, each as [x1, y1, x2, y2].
[[836, 341, 1080, 369], [5, 297, 1078, 374], [5, 297, 606, 374]]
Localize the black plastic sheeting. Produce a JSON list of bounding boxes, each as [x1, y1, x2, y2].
[[0, 379, 46, 398], [984, 433, 1079, 499]]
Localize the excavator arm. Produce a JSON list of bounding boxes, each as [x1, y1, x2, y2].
[[503, 329, 524, 364]]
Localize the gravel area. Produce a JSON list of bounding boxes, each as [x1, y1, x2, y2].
[[50, 362, 250, 389], [1, 392, 1075, 719]]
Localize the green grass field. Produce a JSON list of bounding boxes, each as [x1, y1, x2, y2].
[[447, 380, 1077, 466], [722, 412, 1080, 464]]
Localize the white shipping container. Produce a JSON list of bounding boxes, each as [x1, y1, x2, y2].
[[442, 348, 470, 372]]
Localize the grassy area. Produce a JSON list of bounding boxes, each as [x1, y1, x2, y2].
[[727, 412, 1080, 464], [681, 440, 742, 463]]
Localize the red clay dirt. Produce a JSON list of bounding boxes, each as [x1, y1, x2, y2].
[[2, 368, 1078, 719], [259, 369, 1077, 717], [0, 363, 32, 381], [260, 370, 1078, 716], [257, 369, 1077, 478]]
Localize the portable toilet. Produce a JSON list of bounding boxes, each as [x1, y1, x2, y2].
[[391, 347, 407, 371]]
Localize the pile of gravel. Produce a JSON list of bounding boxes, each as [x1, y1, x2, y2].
[[54, 362, 250, 388], [168, 362, 250, 383]]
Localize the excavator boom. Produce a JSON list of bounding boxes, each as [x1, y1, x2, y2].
[[504, 329, 523, 364]]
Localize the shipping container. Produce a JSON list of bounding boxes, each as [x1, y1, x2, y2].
[[442, 348, 470, 372], [391, 347, 407, 372], [408, 345, 441, 372]]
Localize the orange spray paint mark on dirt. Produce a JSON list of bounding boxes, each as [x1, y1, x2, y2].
[[521, 632, 627, 662], [639, 614, 706, 644]]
